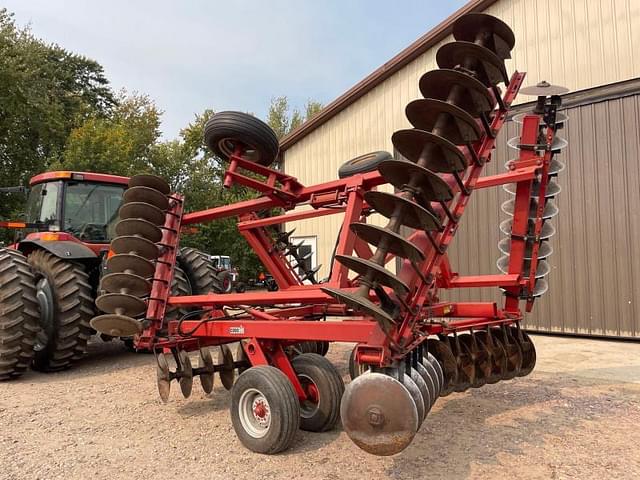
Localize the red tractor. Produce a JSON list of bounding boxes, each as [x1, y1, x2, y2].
[[0, 171, 220, 380]]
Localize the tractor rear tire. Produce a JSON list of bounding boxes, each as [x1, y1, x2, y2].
[[178, 248, 221, 294], [165, 266, 192, 323], [0, 249, 39, 380], [27, 250, 94, 372]]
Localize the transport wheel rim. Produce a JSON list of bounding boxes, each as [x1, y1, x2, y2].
[[239, 388, 271, 438], [298, 374, 321, 419]]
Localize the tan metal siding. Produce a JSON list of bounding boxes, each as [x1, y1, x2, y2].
[[282, 0, 640, 336]]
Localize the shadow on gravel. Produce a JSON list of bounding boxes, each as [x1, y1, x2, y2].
[[386, 374, 635, 479]]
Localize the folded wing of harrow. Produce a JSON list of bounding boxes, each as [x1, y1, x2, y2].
[[91, 12, 568, 456]]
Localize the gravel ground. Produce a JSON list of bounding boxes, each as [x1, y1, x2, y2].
[[1, 335, 640, 480]]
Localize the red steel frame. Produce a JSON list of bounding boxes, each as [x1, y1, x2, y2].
[[138, 70, 556, 399]]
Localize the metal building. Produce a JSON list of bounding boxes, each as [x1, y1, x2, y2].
[[279, 0, 640, 338]]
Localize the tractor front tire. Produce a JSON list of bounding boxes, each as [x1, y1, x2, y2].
[[0, 249, 39, 380], [27, 250, 94, 372]]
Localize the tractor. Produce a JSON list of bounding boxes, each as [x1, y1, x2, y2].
[[0, 171, 222, 380]]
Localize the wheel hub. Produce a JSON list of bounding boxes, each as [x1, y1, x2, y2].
[[252, 399, 270, 426], [34, 276, 54, 351]]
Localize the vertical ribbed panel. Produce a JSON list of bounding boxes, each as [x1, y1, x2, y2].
[[282, 0, 640, 336]]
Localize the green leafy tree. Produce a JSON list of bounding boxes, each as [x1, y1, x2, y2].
[[55, 92, 161, 176], [0, 8, 115, 243], [267, 96, 323, 138]]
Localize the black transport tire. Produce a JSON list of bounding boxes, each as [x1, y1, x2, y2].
[[27, 250, 94, 372], [0, 249, 39, 380], [178, 248, 221, 294], [204, 111, 279, 166], [165, 266, 192, 323], [230, 366, 300, 454], [337, 151, 393, 179], [235, 282, 246, 293], [348, 346, 369, 380], [292, 353, 344, 432]]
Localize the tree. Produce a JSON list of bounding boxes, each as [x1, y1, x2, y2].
[[55, 92, 161, 176], [267, 96, 323, 139], [0, 8, 115, 243]]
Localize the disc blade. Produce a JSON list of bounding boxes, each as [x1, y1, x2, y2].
[[111, 235, 159, 260], [100, 272, 151, 296], [322, 287, 396, 332], [419, 355, 440, 401], [409, 366, 431, 417], [335, 255, 409, 295], [520, 81, 569, 96], [436, 41, 509, 86], [119, 202, 165, 226], [501, 198, 559, 220], [129, 174, 170, 195], [413, 361, 435, 410], [90, 313, 142, 337], [156, 353, 171, 403], [178, 350, 193, 398], [452, 13, 515, 59], [107, 253, 155, 278], [503, 180, 561, 198], [508, 327, 536, 376], [402, 372, 425, 427], [199, 348, 215, 394], [475, 330, 507, 384], [427, 338, 458, 396], [378, 160, 454, 203], [350, 223, 425, 263], [392, 129, 468, 172], [218, 344, 235, 390], [498, 238, 553, 260], [497, 256, 550, 279], [424, 352, 445, 392], [450, 337, 475, 392], [507, 135, 568, 151], [492, 327, 522, 379], [123, 186, 169, 211], [95, 292, 147, 317], [364, 191, 442, 231], [341, 372, 418, 456], [458, 333, 491, 388], [115, 218, 163, 243], [405, 98, 482, 144], [513, 111, 569, 125], [499, 218, 555, 240], [419, 69, 494, 116]]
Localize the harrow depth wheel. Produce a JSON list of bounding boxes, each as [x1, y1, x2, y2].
[[231, 366, 300, 454], [292, 353, 344, 432]]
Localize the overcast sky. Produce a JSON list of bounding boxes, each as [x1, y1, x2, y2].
[[4, 0, 466, 139]]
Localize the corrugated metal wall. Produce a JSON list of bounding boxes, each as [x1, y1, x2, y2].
[[443, 91, 640, 338], [282, 0, 640, 336]]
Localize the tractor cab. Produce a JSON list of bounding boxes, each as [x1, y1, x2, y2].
[[21, 171, 128, 248]]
